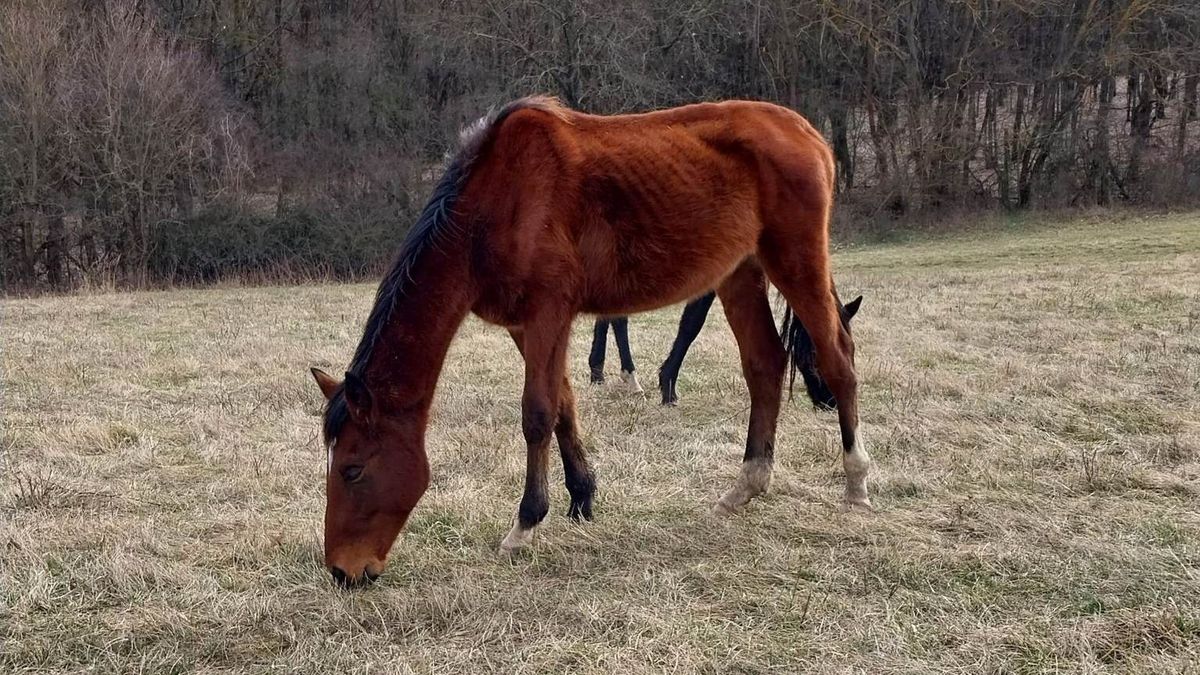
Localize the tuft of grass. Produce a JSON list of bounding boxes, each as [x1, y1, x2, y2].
[[2, 212, 1199, 672], [9, 470, 62, 510], [1088, 610, 1200, 665]]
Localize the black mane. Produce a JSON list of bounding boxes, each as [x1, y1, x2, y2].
[[321, 96, 567, 442], [346, 159, 468, 377]]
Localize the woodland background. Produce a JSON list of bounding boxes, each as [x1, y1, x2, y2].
[[1, 0, 1197, 290]]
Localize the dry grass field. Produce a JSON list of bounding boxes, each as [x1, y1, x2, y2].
[[3, 212, 1199, 673]]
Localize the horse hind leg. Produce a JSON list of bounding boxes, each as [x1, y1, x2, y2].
[[759, 222, 871, 510], [611, 317, 643, 395], [711, 261, 786, 514]]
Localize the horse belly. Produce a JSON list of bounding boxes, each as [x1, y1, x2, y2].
[[578, 203, 759, 315]]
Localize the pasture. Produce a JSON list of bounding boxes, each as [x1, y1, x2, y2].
[[3, 212, 1199, 673]]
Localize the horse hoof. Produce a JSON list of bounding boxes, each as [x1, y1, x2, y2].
[[710, 500, 738, 517], [499, 522, 536, 553], [620, 370, 644, 395], [841, 496, 874, 513], [567, 500, 594, 522]]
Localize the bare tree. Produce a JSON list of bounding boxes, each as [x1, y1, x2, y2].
[[3, 0, 1198, 289], [0, 0, 71, 287]]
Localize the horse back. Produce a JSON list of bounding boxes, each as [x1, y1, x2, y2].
[[463, 100, 835, 321]]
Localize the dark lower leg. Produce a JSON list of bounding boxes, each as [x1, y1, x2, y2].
[[659, 291, 716, 404], [516, 392, 553, 532], [833, 376, 869, 507], [555, 379, 596, 520], [815, 349, 868, 507], [610, 317, 643, 393], [588, 320, 608, 383], [612, 317, 635, 373]]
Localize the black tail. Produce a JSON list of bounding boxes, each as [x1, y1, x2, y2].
[[780, 305, 838, 410]]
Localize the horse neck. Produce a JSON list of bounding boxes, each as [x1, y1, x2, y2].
[[361, 241, 475, 418]]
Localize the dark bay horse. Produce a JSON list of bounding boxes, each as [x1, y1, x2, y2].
[[310, 96, 871, 586], [591, 291, 862, 405]]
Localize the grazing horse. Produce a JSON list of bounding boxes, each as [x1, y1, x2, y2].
[[595, 291, 862, 405], [310, 96, 871, 586]]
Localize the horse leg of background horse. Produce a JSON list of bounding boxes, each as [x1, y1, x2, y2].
[[760, 223, 871, 510], [501, 312, 573, 552], [658, 291, 717, 405], [610, 317, 644, 394], [509, 329, 596, 522], [711, 262, 786, 514], [588, 319, 609, 383]]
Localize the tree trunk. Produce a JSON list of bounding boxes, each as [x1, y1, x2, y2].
[[1095, 77, 1115, 204], [45, 212, 65, 289], [1128, 72, 1155, 184], [1184, 73, 1198, 122], [828, 104, 854, 191], [866, 98, 890, 179]]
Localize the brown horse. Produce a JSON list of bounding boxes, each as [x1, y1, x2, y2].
[[310, 96, 870, 586]]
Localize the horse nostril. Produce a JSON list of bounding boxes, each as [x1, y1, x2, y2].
[[330, 566, 350, 587], [331, 566, 379, 588]]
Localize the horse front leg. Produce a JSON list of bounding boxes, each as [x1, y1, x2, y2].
[[555, 377, 596, 520], [508, 328, 596, 522], [588, 319, 609, 384], [658, 291, 716, 405], [500, 312, 573, 553]]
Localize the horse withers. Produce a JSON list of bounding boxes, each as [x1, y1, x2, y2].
[[310, 96, 870, 586]]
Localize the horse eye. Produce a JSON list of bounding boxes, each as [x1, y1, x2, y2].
[[341, 465, 365, 483]]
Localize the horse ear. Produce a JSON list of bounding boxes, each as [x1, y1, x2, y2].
[[311, 368, 341, 400], [343, 371, 375, 422], [843, 295, 863, 321]]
